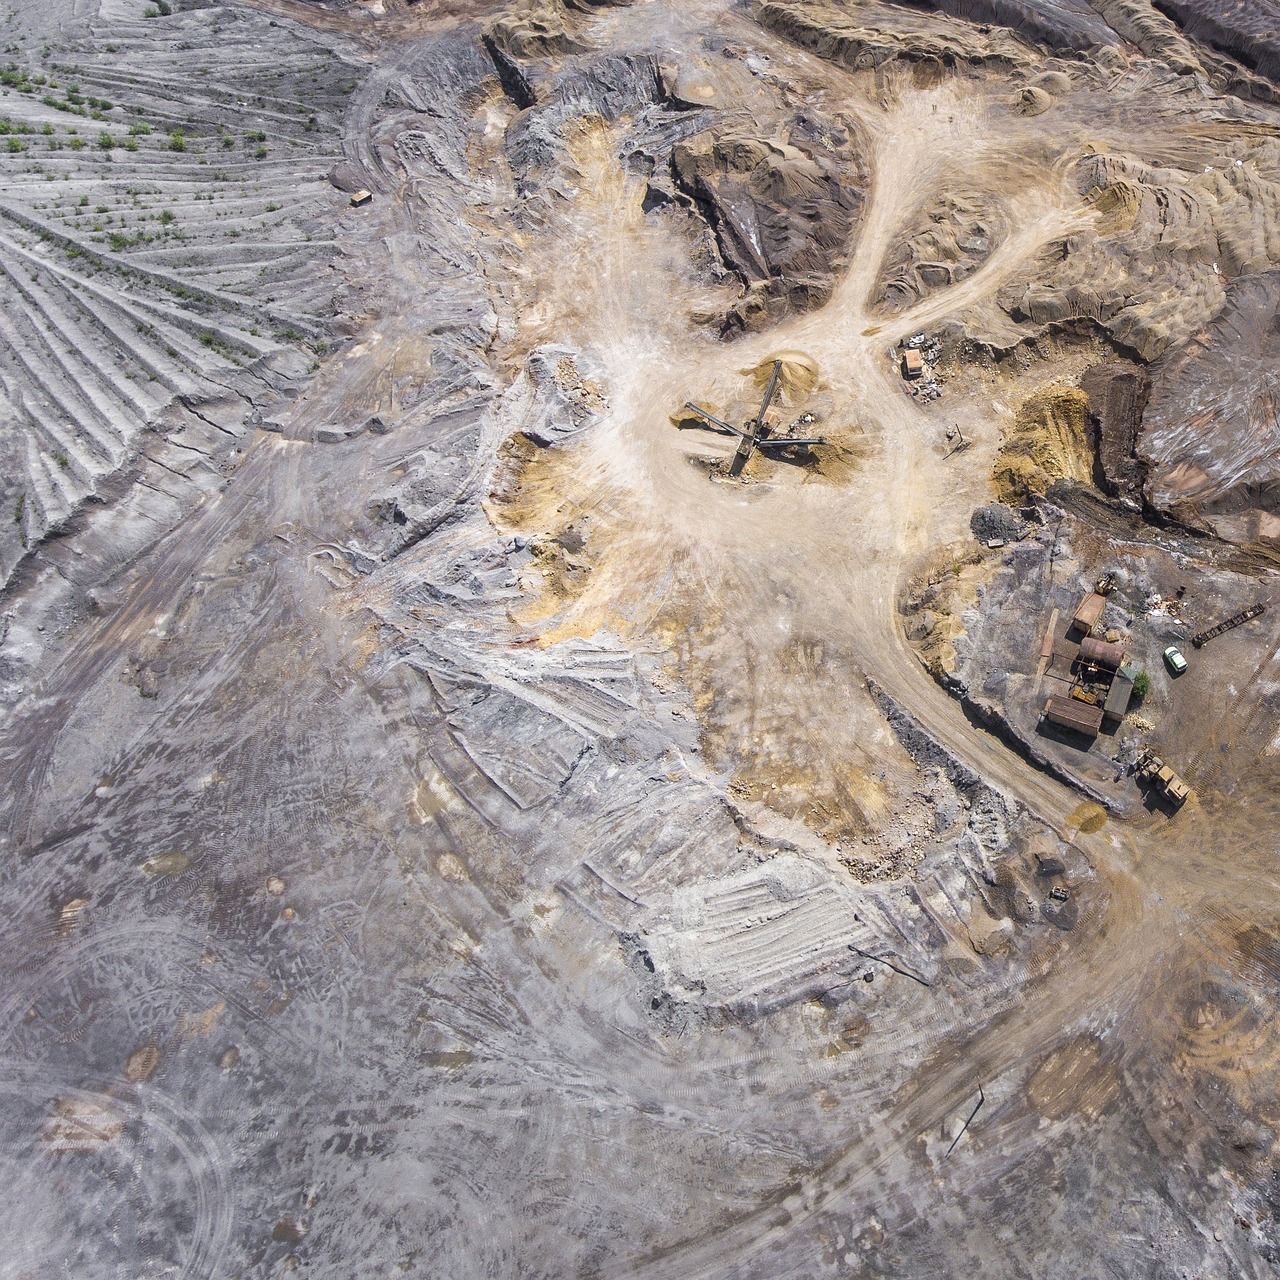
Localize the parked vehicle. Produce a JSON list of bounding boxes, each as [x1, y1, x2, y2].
[[1136, 747, 1191, 807], [1163, 645, 1187, 674]]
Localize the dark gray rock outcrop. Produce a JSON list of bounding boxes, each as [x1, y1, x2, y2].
[[1080, 361, 1151, 505], [670, 127, 864, 333]]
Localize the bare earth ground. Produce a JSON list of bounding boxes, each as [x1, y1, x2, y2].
[[2, 0, 1280, 1274]]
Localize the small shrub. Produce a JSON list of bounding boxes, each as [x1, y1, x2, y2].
[[128, 121, 150, 135], [1132, 671, 1151, 701], [159, 208, 173, 224], [265, 202, 281, 212], [97, 129, 113, 149], [253, 144, 266, 159], [168, 128, 184, 151]]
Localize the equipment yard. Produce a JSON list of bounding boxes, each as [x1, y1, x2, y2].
[[1, 0, 1280, 1274]]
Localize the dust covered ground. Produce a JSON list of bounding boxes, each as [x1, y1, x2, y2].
[[2, 0, 1280, 1273]]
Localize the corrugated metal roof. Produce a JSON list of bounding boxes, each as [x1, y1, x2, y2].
[[1044, 696, 1103, 734], [1072, 593, 1106, 629], [1103, 670, 1134, 717]]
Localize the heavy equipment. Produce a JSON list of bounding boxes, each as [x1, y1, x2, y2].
[[1135, 747, 1191, 808], [1191, 602, 1266, 648], [682, 359, 826, 478]]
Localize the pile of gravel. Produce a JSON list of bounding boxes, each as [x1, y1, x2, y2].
[[970, 503, 1027, 544]]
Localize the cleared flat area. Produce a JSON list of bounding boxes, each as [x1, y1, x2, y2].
[[1, 0, 1280, 1275]]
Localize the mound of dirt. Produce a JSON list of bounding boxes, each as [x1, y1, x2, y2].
[[1011, 84, 1053, 115], [876, 190, 999, 311], [484, 0, 587, 60], [1155, 0, 1280, 84], [741, 351, 821, 403], [1003, 144, 1280, 361], [671, 126, 863, 333], [1089, 0, 1204, 73], [971, 503, 1029, 543], [993, 386, 1093, 504]]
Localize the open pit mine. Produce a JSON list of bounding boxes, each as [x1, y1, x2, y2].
[[4, 0, 1280, 1272]]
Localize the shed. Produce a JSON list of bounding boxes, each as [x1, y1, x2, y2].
[[1071, 592, 1106, 634], [1079, 636, 1126, 671], [350, 189, 373, 207], [901, 349, 924, 379], [1043, 695, 1103, 736], [1103, 666, 1136, 721]]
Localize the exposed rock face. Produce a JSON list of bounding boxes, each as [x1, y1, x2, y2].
[[1139, 269, 1280, 544], [1080, 361, 1151, 505], [505, 53, 701, 198], [671, 126, 864, 332], [1155, 0, 1280, 84], [877, 190, 997, 311], [921, 0, 1124, 49], [757, 0, 1038, 69], [1003, 145, 1280, 362]]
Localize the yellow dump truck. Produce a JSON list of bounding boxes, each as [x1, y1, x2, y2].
[[1135, 747, 1191, 808]]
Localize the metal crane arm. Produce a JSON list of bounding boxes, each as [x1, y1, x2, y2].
[[755, 360, 783, 426], [681, 403, 743, 437]]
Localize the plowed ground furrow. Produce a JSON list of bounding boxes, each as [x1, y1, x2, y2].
[[624, 806, 730, 888], [0, 202, 323, 341], [0, 260, 159, 430], [34, 262, 268, 386], [0, 368, 109, 486], [0, 308, 129, 470]]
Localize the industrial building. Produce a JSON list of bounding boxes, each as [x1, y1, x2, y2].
[[1043, 695, 1104, 737], [1071, 591, 1106, 635], [1102, 666, 1137, 722]]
